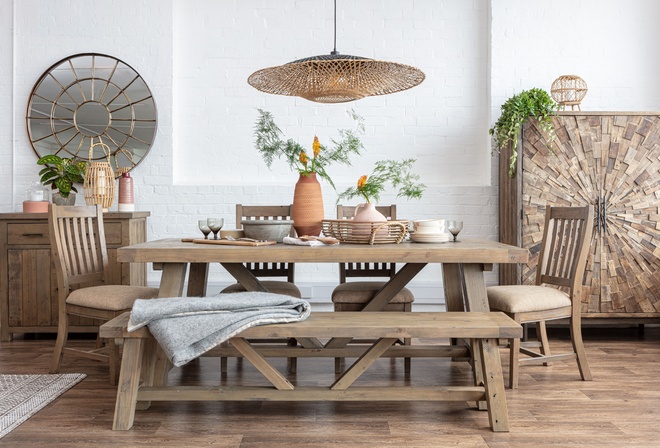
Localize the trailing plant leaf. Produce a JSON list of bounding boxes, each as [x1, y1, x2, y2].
[[489, 88, 557, 177]]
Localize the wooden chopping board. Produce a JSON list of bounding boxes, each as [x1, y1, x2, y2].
[[189, 238, 277, 246]]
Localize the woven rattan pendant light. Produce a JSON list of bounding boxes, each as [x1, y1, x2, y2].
[[247, 1, 425, 103]]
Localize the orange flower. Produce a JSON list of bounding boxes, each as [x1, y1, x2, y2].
[[312, 136, 321, 157], [357, 175, 368, 189], [299, 151, 309, 165]]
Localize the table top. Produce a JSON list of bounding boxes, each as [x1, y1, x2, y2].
[[117, 238, 529, 264]]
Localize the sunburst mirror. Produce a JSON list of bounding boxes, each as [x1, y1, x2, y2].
[[26, 53, 158, 174]]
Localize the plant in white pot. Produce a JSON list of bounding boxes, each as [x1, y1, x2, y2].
[[337, 158, 425, 221], [337, 159, 426, 221], [37, 155, 86, 205]]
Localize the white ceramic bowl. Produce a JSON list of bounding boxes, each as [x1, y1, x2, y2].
[[414, 219, 443, 227], [241, 220, 293, 242], [413, 219, 446, 234]]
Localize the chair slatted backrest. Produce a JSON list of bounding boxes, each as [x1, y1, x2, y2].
[[236, 204, 295, 282], [49, 204, 109, 290], [336, 205, 397, 283], [536, 205, 594, 292]]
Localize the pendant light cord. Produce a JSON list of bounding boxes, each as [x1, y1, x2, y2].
[[331, 0, 338, 55]]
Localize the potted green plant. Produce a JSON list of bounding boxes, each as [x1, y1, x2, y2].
[[489, 88, 558, 177], [37, 154, 86, 205], [337, 158, 425, 221], [337, 158, 425, 204]]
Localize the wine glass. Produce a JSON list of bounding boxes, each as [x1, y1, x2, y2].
[[198, 220, 211, 240], [207, 218, 224, 240], [447, 220, 463, 242]]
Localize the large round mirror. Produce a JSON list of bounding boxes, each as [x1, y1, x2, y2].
[[26, 53, 158, 174]]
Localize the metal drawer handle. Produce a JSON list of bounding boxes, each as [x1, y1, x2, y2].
[[22, 233, 45, 237]]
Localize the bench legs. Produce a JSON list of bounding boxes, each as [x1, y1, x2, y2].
[[479, 338, 509, 432], [112, 337, 158, 430], [111, 336, 511, 432]]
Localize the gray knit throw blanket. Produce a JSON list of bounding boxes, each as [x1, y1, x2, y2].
[[128, 292, 311, 367]]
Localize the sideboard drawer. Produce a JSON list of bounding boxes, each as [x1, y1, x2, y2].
[[7, 223, 49, 245], [7, 222, 123, 246]]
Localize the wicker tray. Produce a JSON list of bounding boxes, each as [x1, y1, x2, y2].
[[321, 219, 409, 244]]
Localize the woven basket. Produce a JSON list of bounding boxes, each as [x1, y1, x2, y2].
[[551, 75, 588, 110], [321, 219, 408, 244]]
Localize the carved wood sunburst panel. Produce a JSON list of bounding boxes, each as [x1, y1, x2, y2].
[[521, 114, 660, 316]]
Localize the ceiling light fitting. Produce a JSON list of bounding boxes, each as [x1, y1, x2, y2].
[[247, 0, 425, 103]]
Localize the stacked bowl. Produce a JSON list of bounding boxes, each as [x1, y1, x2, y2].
[[410, 219, 450, 243]]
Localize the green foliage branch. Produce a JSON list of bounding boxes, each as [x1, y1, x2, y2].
[[337, 158, 425, 204], [254, 109, 364, 191], [489, 88, 558, 177]]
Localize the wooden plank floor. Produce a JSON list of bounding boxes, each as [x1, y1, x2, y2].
[[1, 326, 659, 447]]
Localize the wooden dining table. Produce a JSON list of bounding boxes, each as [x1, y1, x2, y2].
[[117, 238, 528, 312], [113, 237, 528, 421]]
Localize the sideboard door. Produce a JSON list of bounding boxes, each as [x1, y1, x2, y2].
[[501, 113, 660, 319]]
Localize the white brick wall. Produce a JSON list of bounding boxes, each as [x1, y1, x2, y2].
[[2, 0, 660, 308]]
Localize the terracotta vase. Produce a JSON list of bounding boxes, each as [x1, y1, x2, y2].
[[291, 172, 324, 237]]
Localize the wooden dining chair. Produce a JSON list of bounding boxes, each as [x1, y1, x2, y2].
[[220, 204, 300, 373], [48, 204, 159, 384], [487, 205, 594, 389], [332, 204, 414, 373], [221, 204, 300, 298]]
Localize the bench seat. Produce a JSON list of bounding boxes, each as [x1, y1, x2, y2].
[[101, 311, 521, 432]]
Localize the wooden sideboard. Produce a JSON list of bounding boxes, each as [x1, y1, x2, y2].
[[0, 211, 150, 341], [499, 112, 660, 322]]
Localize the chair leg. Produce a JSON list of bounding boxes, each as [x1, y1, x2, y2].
[[335, 357, 342, 374], [508, 336, 521, 389], [50, 311, 70, 374], [221, 357, 228, 376], [108, 338, 119, 386], [536, 320, 552, 366], [404, 337, 411, 374], [570, 313, 592, 381], [287, 338, 298, 373]]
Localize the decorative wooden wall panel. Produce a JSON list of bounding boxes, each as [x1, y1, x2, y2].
[[499, 112, 660, 320]]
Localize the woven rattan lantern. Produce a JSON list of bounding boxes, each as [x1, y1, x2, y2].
[[247, 1, 425, 103], [84, 140, 116, 212], [551, 75, 588, 110]]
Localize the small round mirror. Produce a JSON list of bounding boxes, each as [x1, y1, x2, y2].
[[26, 53, 158, 174]]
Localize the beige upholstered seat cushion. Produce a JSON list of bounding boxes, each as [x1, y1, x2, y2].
[[332, 281, 414, 304], [221, 281, 302, 299], [487, 285, 571, 314], [66, 285, 159, 311]]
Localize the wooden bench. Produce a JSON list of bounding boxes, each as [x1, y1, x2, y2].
[[101, 311, 521, 432]]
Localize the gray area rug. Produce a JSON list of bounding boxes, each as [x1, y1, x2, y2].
[[0, 373, 86, 438]]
